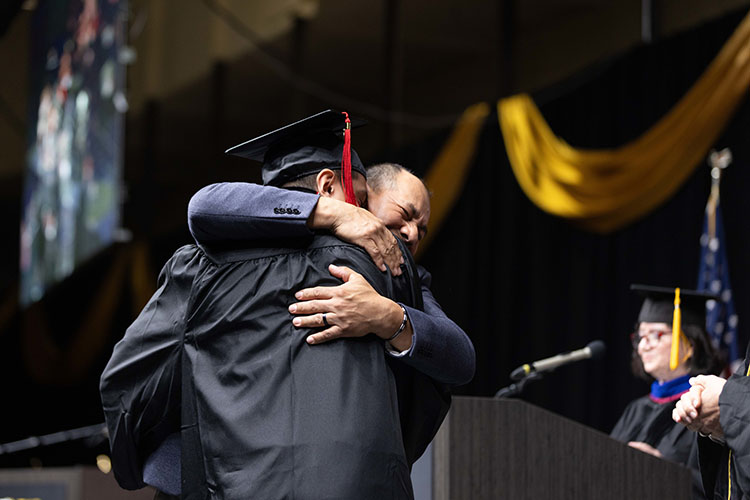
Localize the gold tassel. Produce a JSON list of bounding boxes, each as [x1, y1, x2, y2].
[[670, 288, 681, 370]]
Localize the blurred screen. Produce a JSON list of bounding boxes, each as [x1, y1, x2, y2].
[[20, 0, 127, 305]]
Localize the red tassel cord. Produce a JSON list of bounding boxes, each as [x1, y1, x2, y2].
[[340, 112, 358, 206]]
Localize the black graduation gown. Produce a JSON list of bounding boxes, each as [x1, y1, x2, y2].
[[698, 342, 750, 500], [611, 396, 698, 465], [100, 235, 448, 500], [611, 395, 703, 498]]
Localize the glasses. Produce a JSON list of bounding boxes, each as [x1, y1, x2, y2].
[[630, 329, 669, 348]]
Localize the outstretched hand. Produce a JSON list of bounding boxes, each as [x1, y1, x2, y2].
[[289, 264, 408, 347], [310, 198, 404, 275]]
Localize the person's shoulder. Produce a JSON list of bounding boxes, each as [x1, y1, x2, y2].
[[308, 233, 366, 251], [191, 234, 365, 269], [307, 234, 379, 269], [170, 243, 208, 265], [161, 244, 199, 266], [195, 238, 310, 264], [157, 244, 209, 282], [625, 394, 656, 411], [173, 243, 201, 256], [309, 234, 415, 301]]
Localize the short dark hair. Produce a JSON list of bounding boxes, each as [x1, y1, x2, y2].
[[282, 172, 321, 191], [630, 322, 723, 380]]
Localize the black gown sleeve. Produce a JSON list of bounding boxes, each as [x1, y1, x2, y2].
[[99, 245, 201, 490], [718, 360, 750, 495], [697, 346, 750, 498]]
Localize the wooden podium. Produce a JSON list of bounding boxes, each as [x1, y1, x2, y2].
[[0, 466, 153, 500], [432, 397, 692, 500]]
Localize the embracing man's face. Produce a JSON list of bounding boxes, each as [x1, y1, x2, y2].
[[367, 170, 430, 255]]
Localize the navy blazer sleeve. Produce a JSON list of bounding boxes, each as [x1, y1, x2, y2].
[[397, 267, 475, 386], [187, 182, 475, 386], [188, 182, 318, 243]]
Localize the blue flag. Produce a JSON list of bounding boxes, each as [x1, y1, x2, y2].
[[697, 202, 740, 368]]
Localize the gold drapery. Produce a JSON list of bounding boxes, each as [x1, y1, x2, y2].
[[498, 12, 750, 233], [419, 12, 750, 247]]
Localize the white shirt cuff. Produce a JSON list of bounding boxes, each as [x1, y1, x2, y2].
[[384, 341, 412, 357]]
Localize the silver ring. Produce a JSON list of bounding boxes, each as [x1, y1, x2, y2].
[[322, 313, 329, 327]]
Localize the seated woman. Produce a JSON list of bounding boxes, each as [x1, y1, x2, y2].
[[610, 285, 721, 489]]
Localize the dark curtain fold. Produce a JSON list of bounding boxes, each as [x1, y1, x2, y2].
[[390, 8, 750, 433]]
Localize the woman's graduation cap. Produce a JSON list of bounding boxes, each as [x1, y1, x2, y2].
[[225, 110, 367, 205], [631, 284, 717, 370]]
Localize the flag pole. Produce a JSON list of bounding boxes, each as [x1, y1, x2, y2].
[[707, 148, 731, 239]]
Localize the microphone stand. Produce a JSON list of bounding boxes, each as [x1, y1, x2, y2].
[[494, 371, 544, 398], [0, 423, 108, 455]]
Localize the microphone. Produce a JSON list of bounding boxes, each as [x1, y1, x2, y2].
[[510, 340, 606, 381]]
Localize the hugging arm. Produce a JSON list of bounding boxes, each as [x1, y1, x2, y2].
[[188, 182, 401, 273], [189, 182, 475, 385]]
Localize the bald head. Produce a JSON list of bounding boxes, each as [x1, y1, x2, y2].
[[366, 163, 430, 254]]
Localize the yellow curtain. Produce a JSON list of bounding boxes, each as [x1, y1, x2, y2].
[[499, 11, 750, 233]]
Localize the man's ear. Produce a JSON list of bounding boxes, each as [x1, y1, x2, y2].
[[316, 169, 337, 197]]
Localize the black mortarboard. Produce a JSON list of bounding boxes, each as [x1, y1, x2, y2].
[[631, 284, 716, 326], [225, 110, 368, 196], [631, 284, 718, 370]]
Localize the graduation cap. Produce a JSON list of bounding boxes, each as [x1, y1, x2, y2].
[[225, 110, 367, 205], [631, 284, 717, 370]]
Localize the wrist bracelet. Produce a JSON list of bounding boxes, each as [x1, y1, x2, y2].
[[388, 305, 408, 341]]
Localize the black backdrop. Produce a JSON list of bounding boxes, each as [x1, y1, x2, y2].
[[389, 8, 750, 433]]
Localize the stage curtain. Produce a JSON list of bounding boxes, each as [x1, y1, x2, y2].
[[498, 10, 750, 233], [419, 102, 490, 258]]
